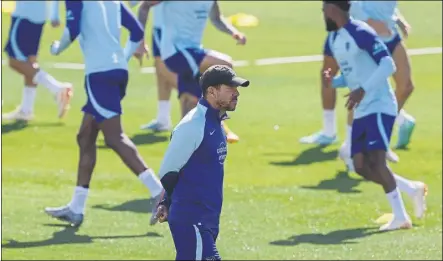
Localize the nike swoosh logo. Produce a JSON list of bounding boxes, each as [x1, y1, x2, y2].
[[210, 130, 216, 135], [369, 141, 377, 145]]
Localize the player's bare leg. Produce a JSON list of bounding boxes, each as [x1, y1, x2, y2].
[[100, 115, 164, 224], [299, 71, 338, 145], [45, 114, 99, 227], [2, 56, 73, 121], [392, 41, 416, 149], [366, 150, 412, 231], [200, 50, 240, 143], [179, 93, 199, 118], [141, 57, 176, 132], [46, 115, 164, 226]]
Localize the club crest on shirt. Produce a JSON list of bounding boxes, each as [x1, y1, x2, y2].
[[217, 142, 227, 164]]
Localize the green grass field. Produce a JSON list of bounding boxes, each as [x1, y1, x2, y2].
[[1, 1, 442, 260]]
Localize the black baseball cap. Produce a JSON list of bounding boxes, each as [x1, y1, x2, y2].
[[199, 65, 250, 93]]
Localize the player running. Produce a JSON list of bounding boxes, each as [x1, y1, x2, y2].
[[322, 0, 427, 231], [2, 1, 73, 121], [301, 1, 415, 168], [136, 2, 177, 132], [155, 65, 250, 260], [136, 0, 246, 144], [44, 1, 163, 227]]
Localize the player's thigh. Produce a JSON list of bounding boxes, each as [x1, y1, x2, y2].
[[4, 17, 43, 63], [82, 69, 128, 124], [154, 57, 177, 88], [365, 113, 395, 153], [169, 223, 221, 261], [350, 117, 367, 164], [77, 113, 100, 146], [199, 49, 233, 72], [391, 40, 413, 89], [163, 49, 205, 98]]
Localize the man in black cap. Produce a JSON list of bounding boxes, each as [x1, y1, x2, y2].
[[154, 65, 249, 260]]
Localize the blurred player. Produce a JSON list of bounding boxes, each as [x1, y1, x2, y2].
[[136, 0, 246, 144], [136, 2, 176, 132], [44, 1, 163, 227], [155, 65, 250, 260], [301, 1, 415, 169], [2, 1, 73, 121], [322, 0, 427, 231]]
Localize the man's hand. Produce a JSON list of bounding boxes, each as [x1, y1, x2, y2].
[[156, 204, 169, 223], [133, 41, 150, 66], [51, 19, 60, 28], [345, 87, 365, 111], [50, 40, 61, 55], [233, 32, 247, 45]]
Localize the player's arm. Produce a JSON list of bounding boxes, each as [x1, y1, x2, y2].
[[209, 1, 246, 44], [49, 1, 60, 25], [354, 29, 396, 92], [121, 2, 145, 61], [158, 121, 204, 208], [321, 35, 342, 89], [137, 0, 160, 29], [50, 0, 82, 55], [209, 1, 240, 36], [395, 8, 411, 38]]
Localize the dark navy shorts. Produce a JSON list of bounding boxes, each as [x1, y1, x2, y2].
[[163, 47, 207, 98], [351, 113, 396, 157], [4, 17, 44, 61], [384, 33, 402, 55], [169, 222, 221, 261], [152, 27, 161, 57], [82, 69, 128, 123]]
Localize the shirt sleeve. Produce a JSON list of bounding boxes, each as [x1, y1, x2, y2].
[[158, 118, 205, 198], [350, 24, 396, 91], [120, 2, 144, 61], [323, 33, 333, 57], [351, 25, 390, 65], [48, 1, 60, 22], [55, 0, 83, 54]]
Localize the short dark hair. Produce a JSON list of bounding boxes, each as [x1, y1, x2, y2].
[[323, 0, 351, 12]]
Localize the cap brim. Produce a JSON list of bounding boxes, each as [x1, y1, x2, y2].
[[229, 76, 250, 87]]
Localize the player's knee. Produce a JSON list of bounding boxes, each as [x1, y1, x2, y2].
[[103, 134, 124, 150], [77, 131, 91, 149]]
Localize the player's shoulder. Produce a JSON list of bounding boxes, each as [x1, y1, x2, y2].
[[173, 107, 206, 135], [345, 18, 378, 38]]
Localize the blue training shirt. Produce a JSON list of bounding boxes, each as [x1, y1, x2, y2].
[[159, 1, 215, 60], [323, 19, 397, 119], [13, 1, 59, 24], [350, 1, 399, 42], [54, 1, 144, 74], [158, 99, 228, 229]]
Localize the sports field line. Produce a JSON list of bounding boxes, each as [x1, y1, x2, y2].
[[1, 47, 441, 73]]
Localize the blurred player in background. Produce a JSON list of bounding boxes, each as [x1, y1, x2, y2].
[[136, 0, 247, 144], [135, 1, 177, 132], [322, 0, 426, 231], [44, 1, 163, 227], [301, 1, 415, 169], [2, 1, 73, 121]]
